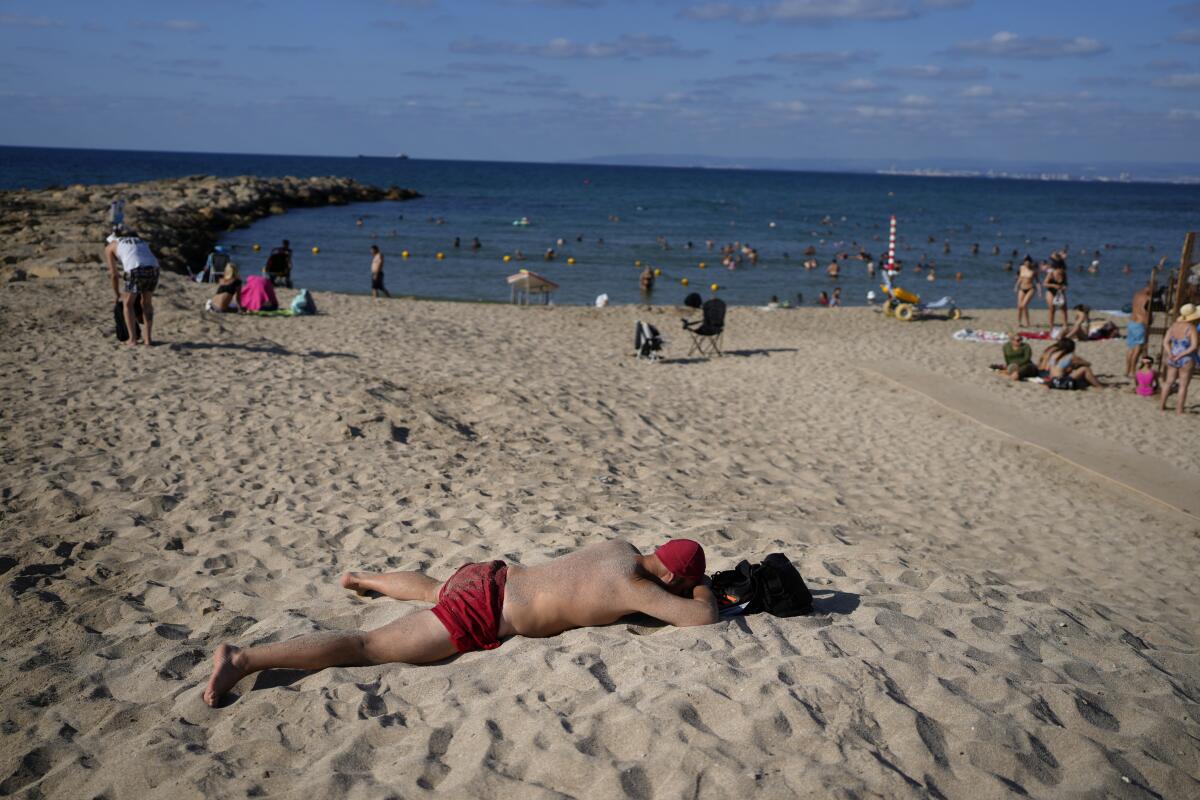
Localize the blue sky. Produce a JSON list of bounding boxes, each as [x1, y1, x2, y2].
[[2, 0, 1199, 164]]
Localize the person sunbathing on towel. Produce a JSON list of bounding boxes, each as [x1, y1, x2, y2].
[[203, 538, 716, 706]]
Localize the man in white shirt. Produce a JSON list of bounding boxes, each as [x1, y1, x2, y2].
[[105, 228, 160, 347]]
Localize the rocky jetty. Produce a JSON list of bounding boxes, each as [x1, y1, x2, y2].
[[0, 175, 420, 279]]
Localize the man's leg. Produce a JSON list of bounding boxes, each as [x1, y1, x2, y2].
[[122, 293, 139, 347], [203, 609, 456, 706], [341, 570, 441, 602], [140, 292, 154, 345]]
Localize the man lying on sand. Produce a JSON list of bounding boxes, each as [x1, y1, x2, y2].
[[204, 538, 716, 706]]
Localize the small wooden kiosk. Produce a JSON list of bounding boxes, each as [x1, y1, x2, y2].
[[507, 270, 558, 305]]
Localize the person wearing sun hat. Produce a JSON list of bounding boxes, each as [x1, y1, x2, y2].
[[1160, 303, 1200, 415], [203, 538, 718, 707]]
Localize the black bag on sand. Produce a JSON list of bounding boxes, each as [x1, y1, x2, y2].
[[711, 553, 813, 617]]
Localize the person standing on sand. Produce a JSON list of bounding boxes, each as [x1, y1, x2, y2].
[[1015, 255, 1038, 328], [1160, 304, 1199, 415], [203, 539, 716, 707], [370, 245, 389, 298], [1044, 256, 1068, 330], [105, 227, 159, 347], [1125, 279, 1155, 377]]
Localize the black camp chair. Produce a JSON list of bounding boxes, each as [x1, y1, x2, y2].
[[683, 297, 726, 357]]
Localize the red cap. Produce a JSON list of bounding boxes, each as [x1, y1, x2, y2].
[[655, 539, 706, 581]]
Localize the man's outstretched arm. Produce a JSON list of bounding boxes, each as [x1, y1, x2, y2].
[[627, 579, 719, 628]]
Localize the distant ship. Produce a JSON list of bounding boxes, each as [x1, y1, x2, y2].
[[396, 153, 409, 160]]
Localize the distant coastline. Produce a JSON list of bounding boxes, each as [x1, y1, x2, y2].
[[4, 144, 1200, 188], [568, 153, 1200, 186]]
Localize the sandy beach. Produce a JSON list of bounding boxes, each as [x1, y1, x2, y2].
[[2, 259, 1199, 798]]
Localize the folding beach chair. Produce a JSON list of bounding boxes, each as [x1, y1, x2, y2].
[[683, 297, 726, 357]]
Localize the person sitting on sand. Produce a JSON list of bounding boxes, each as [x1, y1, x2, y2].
[[1063, 305, 1091, 340], [1045, 339, 1106, 390], [1134, 356, 1158, 397], [1002, 332, 1039, 381], [206, 263, 241, 313], [1037, 338, 1067, 376], [817, 291, 829, 307], [203, 538, 717, 707], [1160, 303, 1199, 415]]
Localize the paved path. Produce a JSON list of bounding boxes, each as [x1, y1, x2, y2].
[[865, 360, 1200, 521]]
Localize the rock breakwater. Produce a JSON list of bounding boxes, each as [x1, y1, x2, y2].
[[0, 175, 420, 279]]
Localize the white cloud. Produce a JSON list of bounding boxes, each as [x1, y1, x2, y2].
[[133, 19, 208, 33], [834, 78, 886, 93], [768, 100, 810, 113], [1167, 108, 1200, 119], [852, 105, 921, 119], [1154, 73, 1200, 89], [766, 50, 876, 69], [881, 64, 986, 80], [900, 93, 933, 106], [1172, 29, 1200, 44], [680, 0, 915, 25], [0, 15, 63, 27], [948, 31, 1108, 59], [960, 84, 994, 97], [450, 34, 706, 59]]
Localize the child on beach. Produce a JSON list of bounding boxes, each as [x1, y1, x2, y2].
[[1134, 357, 1158, 397]]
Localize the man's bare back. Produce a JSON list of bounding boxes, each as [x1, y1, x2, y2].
[[203, 538, 716, 707], [503, 539, 695, 637]]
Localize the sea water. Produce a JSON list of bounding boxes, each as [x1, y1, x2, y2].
[[3, 145, 1196, 309]]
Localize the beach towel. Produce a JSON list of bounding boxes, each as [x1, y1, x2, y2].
[[924, 296, 954, 309], [239, 275, 278, 312], [952, 329, 1009, 344]]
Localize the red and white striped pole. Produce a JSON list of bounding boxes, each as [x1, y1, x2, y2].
[[887, 215, 897, 273]]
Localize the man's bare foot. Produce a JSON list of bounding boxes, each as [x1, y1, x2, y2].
[[340, 572, 370, 596], [204, 643, 247, 707]]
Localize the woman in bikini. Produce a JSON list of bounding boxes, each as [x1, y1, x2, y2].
[[1160, 303, 1200, 415], [1014, 256, 1038, 327], [207, 263, 242, 313], [1044, 257, 1068, 331]]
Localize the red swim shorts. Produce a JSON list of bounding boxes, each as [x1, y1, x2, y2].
[[431, 560, 508, 653]]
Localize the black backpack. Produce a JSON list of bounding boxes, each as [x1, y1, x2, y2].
[[711, 554, 812, 617]]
